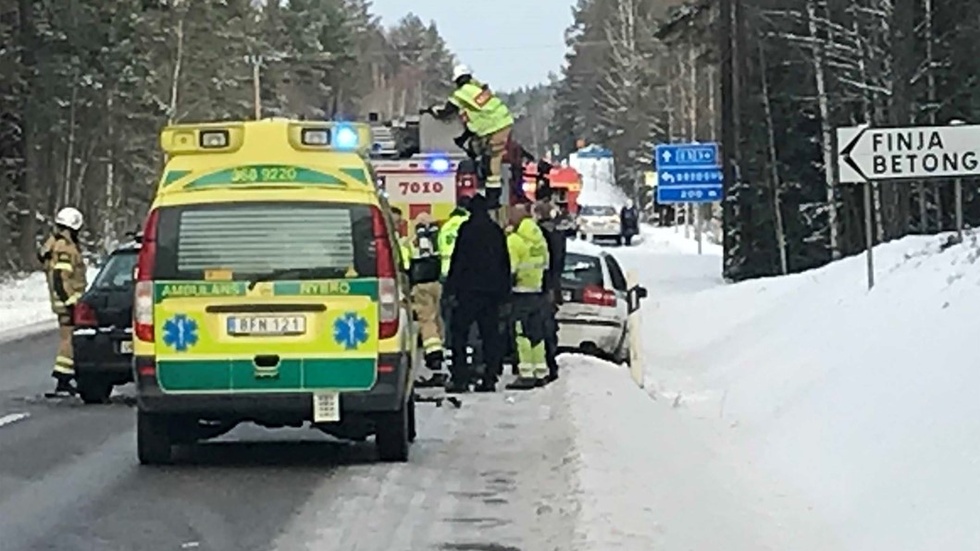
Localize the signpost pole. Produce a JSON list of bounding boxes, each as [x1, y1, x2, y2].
[[955, 177, 964, 242], [695, 204, 702, 254], [950, 119, 966, 243], [864, 181, 875, 290]]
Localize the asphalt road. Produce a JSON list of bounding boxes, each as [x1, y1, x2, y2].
[[0, 331, 579, 551]]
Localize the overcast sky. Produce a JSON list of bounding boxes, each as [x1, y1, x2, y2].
[[369, 0, 574, 90]]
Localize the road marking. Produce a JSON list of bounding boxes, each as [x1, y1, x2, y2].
[[0, 412, 30, 429]]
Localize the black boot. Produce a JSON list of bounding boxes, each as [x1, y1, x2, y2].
[[505, 377, 537, 390], [415, 351, 448, 387], [474, 378, 497, 392], [424, 349, 444, 370], [45, 374, 77, 398], [445, 378, 470, 394], [415, 372, 448, 388]]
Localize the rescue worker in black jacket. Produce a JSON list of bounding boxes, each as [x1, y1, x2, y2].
[[533, 201, 567, 384], [620, 199, 640, 245], [443, 193, 511, 393]]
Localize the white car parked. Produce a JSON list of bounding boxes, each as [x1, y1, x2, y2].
[[556, 240, 647, 364], [576, 204, 623, 244]]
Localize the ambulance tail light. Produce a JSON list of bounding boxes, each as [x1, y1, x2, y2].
[[134, 208, 158, 342], [372, 206, 399, 339]]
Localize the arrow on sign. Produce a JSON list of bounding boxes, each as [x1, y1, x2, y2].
[[661, 150, 672, 163], [838, 126, 869, 182]]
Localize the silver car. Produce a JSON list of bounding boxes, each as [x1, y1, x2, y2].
[[576, 204, 623, 244], [556, 240, 647, 364]]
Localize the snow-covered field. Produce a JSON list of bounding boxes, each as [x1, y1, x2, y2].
[[0, 268, 99, 340], [611, 225, 980, 550]]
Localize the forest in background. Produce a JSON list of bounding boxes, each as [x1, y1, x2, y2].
[[0, 0, 455, 272], [546, 0, 980, 281], [6, 0, 978, 283]]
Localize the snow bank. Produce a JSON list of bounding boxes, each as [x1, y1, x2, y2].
[[635, 230, 980, 550], [0, 268, 99, 340], [562, 354, 837, 550]]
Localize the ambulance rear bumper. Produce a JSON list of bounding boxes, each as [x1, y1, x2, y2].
[[133, 352, 410, 420]]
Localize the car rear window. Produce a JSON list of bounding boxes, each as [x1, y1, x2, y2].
[[153, 201, 377, 280], [561, 252, 604, 287], [579, 205, 617, 216], [91, 251, 138, 289]]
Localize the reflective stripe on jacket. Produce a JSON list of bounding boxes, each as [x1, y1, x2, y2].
[[47, 232, 86, 315], [449, 82, 514, 137], [506, 218, 549, 293]]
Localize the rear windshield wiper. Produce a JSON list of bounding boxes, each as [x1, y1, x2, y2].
[[247, 267, 348, 290]]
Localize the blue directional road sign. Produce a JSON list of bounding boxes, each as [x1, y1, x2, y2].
[[655, 142, 724, 204]]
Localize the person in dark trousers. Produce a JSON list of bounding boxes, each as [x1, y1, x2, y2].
[[533, 201, 567, 384], [620, 199, 639, 245], [442, 193, 511, 393]]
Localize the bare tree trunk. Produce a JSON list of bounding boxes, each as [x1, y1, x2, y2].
[[758, 36, 787, 274], [17, 0, 39, 262], [807, 0, 839, 258], [169, 18, 184, 124], [63, 79, 78, 207], [103, 90, 116, 252], [890, 0, 915, 236], [924, 0, 941, 230]]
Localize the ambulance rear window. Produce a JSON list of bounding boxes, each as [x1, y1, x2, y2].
[[153, 202, 377, 280]]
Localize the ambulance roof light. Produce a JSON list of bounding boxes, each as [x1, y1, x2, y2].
[[199, 130, 229, 148], [301, 128, 330, 146], [333, 124, 359, 150]]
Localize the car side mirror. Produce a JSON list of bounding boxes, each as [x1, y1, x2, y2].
[[408, 256, 440, 286], [627, 285, 647, 314]]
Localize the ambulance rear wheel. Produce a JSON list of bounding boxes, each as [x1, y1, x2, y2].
[[137, 410, 174, 465], [375, 401, 410, 462]]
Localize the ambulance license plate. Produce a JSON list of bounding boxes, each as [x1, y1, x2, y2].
[[226, 315, 306, 336]]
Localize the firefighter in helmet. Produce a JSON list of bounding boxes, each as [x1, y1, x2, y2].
[[38, 207, 87, 397], [408, 212, 448, 387], [426, 64, 514, 219]]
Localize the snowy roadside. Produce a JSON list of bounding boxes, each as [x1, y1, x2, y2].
[[0, 269, 99, 342], [610, 223, 980, 549], [561, 354, 838, 550]]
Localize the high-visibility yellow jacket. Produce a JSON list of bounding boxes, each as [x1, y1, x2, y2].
[[437, 211, 469, 277], [506, 218, 549, 293], [449, 82, 514, 138]]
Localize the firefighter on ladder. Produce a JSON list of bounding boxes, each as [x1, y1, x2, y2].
[[425, 64, 515, 228], [37, 207, 87, 397]]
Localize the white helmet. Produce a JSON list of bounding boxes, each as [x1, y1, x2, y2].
[[55, 207, 84, 231], [452, 64, 472, 82]]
